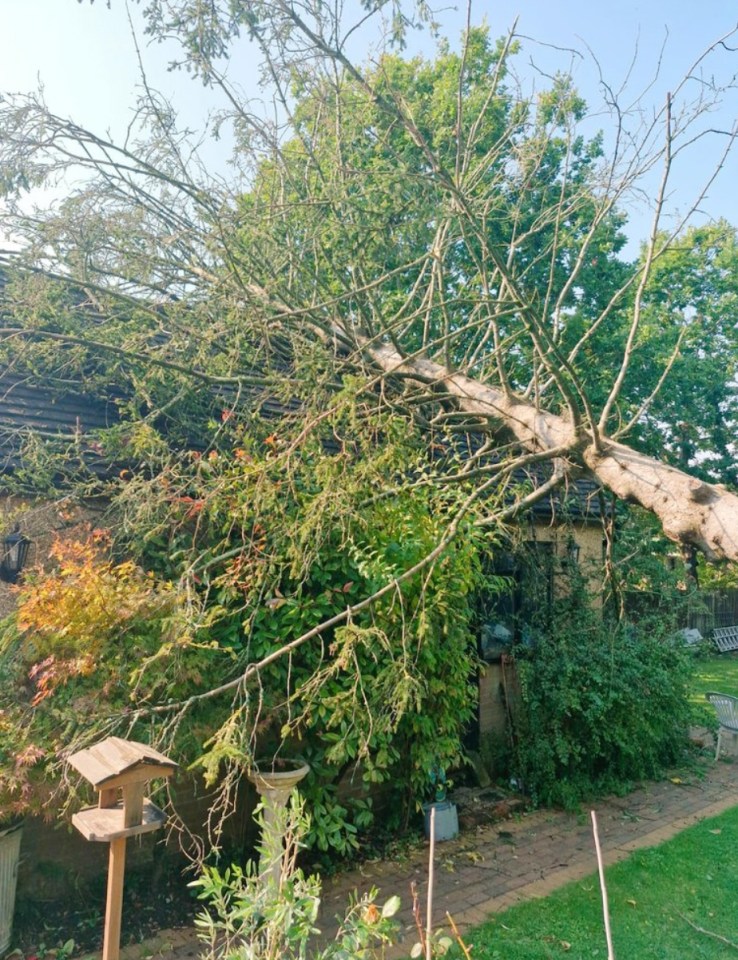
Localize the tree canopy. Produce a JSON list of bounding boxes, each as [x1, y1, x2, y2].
[[1, 5, 736, 548]]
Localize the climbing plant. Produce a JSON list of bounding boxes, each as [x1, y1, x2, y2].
[[0, 396, 489, 853]]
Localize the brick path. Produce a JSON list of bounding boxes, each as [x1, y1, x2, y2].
[[97, 757, 738, 960]]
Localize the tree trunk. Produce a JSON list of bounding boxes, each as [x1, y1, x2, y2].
[[367, 342, 738, 562]]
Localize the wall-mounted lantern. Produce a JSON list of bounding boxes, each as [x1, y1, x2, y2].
[[0, 527, 31, 583], [561, 538, 580, 571]]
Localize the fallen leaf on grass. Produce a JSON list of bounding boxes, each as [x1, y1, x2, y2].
[[543, 936, 572, 951]]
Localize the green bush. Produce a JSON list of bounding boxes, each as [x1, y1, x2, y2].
[[513, 591, 693, 808]]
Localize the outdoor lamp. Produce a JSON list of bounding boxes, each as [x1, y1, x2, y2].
[[0, 526, 31, 583]]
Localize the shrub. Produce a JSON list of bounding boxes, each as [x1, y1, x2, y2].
[[0, 406, 486, 852], [0, 532, 179, 818], [191, 793, 399, 960], [513, 588, 693, 808]]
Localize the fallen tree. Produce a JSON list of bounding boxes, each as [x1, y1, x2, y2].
[[365, 341, 738, 559], [0, 1, 736, 843], [1, 3, 736, 556]]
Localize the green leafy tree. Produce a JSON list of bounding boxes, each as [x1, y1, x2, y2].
[[626, 222, 738, 486]]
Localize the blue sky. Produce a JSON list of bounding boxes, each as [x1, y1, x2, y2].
[[1, 1, 737, 250]]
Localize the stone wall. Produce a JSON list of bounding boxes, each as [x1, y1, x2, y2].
[[525, 519, 603, 598]]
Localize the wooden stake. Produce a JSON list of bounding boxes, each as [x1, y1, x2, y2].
[[426, 805, 436, 960], [102, 836, 127, 960], [446, 912, 473, 960], [591, 810, 615, 960]]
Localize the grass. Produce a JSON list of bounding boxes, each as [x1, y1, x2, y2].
[[690, 649, 738, 702], [689, 649, 738, 727], [462, 804, 738, 959]]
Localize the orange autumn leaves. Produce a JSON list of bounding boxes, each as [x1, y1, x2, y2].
[[16, 533, 170, 705]]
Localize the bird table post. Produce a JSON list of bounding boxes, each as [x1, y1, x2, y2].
[[67, 737, 178, 960]]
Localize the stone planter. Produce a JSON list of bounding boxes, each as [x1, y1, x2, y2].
[[247, 759, 310, 883], [0, 821, 22, 955]]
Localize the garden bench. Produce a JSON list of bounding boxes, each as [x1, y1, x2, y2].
[[705, 692, 738, 761], [712, 625, 738, 653]]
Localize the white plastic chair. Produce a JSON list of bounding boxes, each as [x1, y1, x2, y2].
[[705, 692, 738, 760]]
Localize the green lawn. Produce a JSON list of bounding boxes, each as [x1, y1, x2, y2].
[[689, 650, 738, 728], [690, 650, 738, 702], [463, 805, 738, 959]]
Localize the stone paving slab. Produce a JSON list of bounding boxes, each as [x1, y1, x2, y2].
[[84, 758, 738, 960]]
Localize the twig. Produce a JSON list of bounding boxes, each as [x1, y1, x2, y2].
[[446, 912, 473, 960], [591, 810, 615, 960], [410, 881, 426, 957], [679, 913, 738, 951]]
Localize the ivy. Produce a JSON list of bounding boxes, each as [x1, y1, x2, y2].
[[0, 398, 487, 855]]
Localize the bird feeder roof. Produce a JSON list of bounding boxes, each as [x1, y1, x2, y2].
[[67, 736, 177, 788]]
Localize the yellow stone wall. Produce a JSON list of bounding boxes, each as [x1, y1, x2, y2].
[[527, 519, 604, 598]]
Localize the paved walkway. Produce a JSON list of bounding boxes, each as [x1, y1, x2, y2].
[[100, 755, 738, 960]]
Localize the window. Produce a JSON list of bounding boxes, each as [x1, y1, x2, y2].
[[477, 541, 554, 660]]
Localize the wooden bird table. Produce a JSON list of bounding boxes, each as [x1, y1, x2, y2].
[[68, 737, 178, 960]]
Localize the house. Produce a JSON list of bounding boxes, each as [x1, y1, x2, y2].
[[0, 369, 120, 617], [473, 472, 607, 750]]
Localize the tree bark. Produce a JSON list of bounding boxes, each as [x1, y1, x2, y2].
[[367, 341, 738, 562]]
